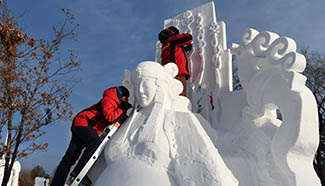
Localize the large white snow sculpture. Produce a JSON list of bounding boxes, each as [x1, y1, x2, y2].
[[86, 1, 319, 186], [91, 61, 238, 186], [157, 1, 320, 186]]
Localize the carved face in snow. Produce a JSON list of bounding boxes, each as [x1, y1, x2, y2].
[[132, 62, 164, 108], [132, 61, 182, 109], [134, 77, 158, 107]]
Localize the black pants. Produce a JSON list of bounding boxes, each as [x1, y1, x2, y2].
[[51, 125, 101, 186]]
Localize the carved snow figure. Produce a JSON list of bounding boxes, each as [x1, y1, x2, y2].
[[157, 2, 320, 186], [90, 61, 238, 186]]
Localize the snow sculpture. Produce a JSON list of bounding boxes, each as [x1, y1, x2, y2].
[[226, 29, 320, 186], [158, 1, 231, 124], [0, 159, 21, 186], [91, 61, 238, 186], [156, 1, 320, 186], [85, 1, 319, 186]]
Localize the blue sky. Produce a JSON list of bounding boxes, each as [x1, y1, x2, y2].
[[7, 0, 325, 174]]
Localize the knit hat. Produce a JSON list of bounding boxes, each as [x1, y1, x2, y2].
[[167, 26, 179, 35], [158, 26, 180, 43]]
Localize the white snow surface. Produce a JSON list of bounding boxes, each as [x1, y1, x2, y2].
[[87, 2, 320, 186]]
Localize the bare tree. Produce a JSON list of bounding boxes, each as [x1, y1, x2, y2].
[[232, 56, 242, 91], [30, 165, 46, 181], [0, 1, 80, 185], [19, 169, 33, 186], [19, 165, 48, 186], [300, 48, 325, 128]]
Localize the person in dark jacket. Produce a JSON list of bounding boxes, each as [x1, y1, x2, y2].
[[158, 26, 193, 96], [51, 86, 132, 186]]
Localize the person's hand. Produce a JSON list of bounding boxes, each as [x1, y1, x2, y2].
[[184, 44, 192, 53], [119, 101, 132, 112], [118, 113, 128, 124]]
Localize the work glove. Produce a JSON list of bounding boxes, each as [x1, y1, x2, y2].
[[184, 43, 192, 53], [118, 113, 128, 124], [119, 101, 132, 112]]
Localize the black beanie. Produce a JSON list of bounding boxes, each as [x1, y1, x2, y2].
[[158, 30, 173, 43], [158, 26, 180, 44], [168, 26, 179, 35], [117, 86, 130, 98]]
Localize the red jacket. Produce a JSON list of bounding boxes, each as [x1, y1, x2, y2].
[[161, 33, 192, 78], [73, 87, 124, 134]]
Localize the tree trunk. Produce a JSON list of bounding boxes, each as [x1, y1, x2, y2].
[[1, 150, 18, 186], [1, 159, 12, 186], [1, 107, 14, 186]]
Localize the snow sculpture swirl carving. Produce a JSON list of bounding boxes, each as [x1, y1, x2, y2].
[[210, 21, 221, 69], [196, 12, 206, 86], [231, 28, 319, 186], [182, 10, 194, 34]]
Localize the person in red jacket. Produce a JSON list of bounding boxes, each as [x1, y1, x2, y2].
[[51, 86, 132, 186], [159, 26, 193, 96]]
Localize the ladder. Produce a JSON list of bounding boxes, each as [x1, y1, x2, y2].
[[70, 122, 121, 186]]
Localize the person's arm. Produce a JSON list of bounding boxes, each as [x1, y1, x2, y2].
[[171, 33, 192, 47], [101, 97, 125, 124]]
